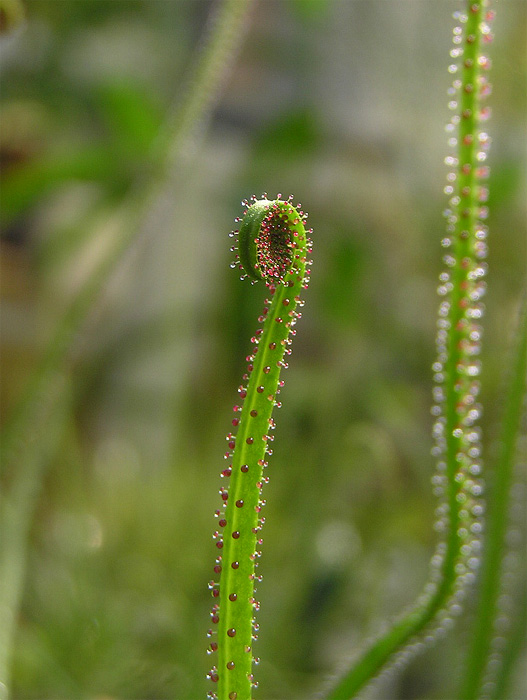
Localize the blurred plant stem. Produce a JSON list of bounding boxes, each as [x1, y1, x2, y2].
[[491, 583, 527, 700], [0, 377, 71, 700], [326, 3, 492, 697], [0, 0, 254, 696], [458, 293, 527, 700]]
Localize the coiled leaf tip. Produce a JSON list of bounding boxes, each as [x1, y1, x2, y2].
[[233, 196, 310, 283]]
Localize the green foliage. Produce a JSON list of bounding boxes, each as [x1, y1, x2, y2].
[[0, 1, 525, 699]]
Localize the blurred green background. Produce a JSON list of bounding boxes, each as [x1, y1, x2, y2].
[[1, 1, 525, 698]]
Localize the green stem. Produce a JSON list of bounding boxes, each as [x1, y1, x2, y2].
[[491, 578, 527, 700], [458, 293, 527, 700], [208, 198, 312, 700], [327, 3, 492, 697], [0, 376, 71, 700], [0, 2, 254, 697]]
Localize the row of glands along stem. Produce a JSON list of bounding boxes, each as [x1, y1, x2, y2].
[[207, 197, 312, 700], [326, 3, 494, 698]]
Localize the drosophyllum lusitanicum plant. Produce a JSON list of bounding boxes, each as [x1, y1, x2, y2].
[[206, 3, 526, 700]]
